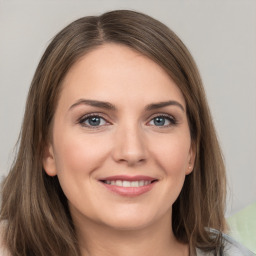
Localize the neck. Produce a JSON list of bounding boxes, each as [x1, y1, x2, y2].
[[73, 210, 189, 256]]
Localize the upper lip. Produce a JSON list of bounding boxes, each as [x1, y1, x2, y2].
[[99, 175, 157, 182]]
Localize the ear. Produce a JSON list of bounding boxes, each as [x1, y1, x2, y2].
[[42, 143, 57, 176], [186, 143, 196, 175]]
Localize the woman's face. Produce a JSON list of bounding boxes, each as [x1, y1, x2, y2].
[[43, 44, 195, 230]]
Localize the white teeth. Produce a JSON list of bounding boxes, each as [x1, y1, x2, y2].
[[123, 181, 130, 187], [104, 180, 153, 187], [116, 180, 122, 186], [139, 180, 145, 186], [131, 181, 138, 187]]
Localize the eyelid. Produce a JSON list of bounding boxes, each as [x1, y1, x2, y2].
[[77, 112, 177, 128], [146, 113, 177, 126], [78, 112, 111, 128]]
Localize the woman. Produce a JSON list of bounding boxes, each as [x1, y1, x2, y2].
[[0, 10, 253, 256]]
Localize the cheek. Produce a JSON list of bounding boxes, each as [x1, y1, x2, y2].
[[149, 133, 191, 202], [53, 131, 110, 177], [52, 132, 112, 216], [150, 135, 191, 174]]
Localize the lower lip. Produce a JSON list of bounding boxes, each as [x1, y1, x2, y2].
[[100, 182, 157, 197]]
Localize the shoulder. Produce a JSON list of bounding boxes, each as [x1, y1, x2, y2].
[[221, 232, 255, 256], [196, 229, 255, 256]]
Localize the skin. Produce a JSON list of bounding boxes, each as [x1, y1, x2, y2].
[[43, 44, 195, 256]]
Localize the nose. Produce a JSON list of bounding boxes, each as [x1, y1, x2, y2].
[[111, 123, 148, 166]]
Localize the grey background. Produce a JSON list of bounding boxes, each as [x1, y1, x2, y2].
[[0, 0, 255, 216]]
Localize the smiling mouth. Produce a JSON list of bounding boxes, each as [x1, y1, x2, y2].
[[99, 175, 158, 196], [100, 180, 158, 187]]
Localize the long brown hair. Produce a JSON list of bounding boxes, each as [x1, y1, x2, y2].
[[0, 10, 226, 255]]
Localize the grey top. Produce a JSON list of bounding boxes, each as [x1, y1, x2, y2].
[[196, 231, 255, 256]]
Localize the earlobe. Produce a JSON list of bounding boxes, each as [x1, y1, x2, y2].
[[42, 144, 57, 176], [186, 144, 196, 175]]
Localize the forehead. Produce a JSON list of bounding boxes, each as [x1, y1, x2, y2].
[[59, 43, 186, 109]]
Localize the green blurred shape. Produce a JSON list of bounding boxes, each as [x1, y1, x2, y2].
[[228, 202, 256, 254]]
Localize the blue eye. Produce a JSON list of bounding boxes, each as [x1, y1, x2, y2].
[[80, 115, 107, 127], [149, 115, 175, 127]]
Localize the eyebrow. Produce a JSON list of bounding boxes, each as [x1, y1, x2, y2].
[[69, 99, 185, 112], [69, 99, 116, 111], [145, 101, 185, 112]]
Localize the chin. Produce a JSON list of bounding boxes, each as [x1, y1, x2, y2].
[[108, 220, 151, 231], [100, 212, 158, 231]]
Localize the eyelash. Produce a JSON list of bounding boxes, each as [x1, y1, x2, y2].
[[78, 113, 110, 128], [78, 113, 177, 129], [148, 114, 177, 127]]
